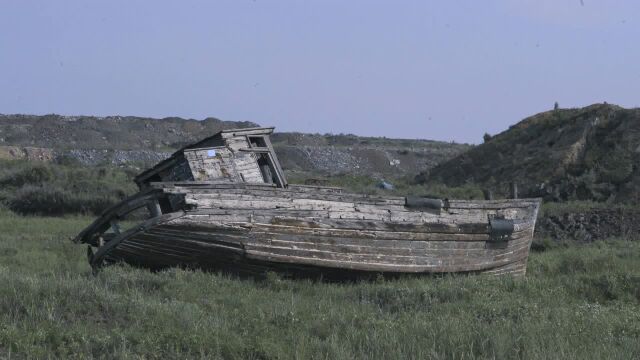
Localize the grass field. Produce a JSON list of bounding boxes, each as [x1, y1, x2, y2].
[[0, 211, 638, 359]]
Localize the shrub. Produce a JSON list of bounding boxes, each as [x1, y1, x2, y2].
[[598, 154, 633, 185], [0, 164, 54, 187], [0, 159, 138, 216], [8, 184, 120, 216], [53, 155, 83, 166]]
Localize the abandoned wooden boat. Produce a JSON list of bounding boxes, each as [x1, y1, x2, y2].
[[75, 127, 541, 277]]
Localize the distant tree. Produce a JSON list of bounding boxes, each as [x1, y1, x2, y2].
[[554, 102, 559, 110], [483, 133, 492, 143]]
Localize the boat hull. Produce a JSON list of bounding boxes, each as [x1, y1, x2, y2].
[[80, 183, 541, 278], [106, 220, 533, 278]]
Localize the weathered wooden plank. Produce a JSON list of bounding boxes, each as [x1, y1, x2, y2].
[[176, 190, 538, 223], [447, 199, 541, 209], [184, 198, 497, 224], [288, 184, 344, 192], [145, 231, 247, 248], [122, 230, 248, 260], [117, 241, 185, 260], [243, 240, 531, 269], [248, 223, 532, 242], [160, 184, 540, 209], [167, 186, 382, 200], [244, 244, 530, 273], [171, 210, 505, 235], [220, 127, 275, 137], [152, 182, 277, 190], [243, 233, 532, 265], [246, 233, 532, 259], [186, 197, 357, 211], [265, 217, 491, 234]]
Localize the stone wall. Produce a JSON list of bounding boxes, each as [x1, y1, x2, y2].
[[535, 208, 640, 241]]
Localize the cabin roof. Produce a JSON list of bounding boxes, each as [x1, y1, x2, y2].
[[219, 126, 274, 134], [134, 127, 275, 185], [182, 126, 274, 151]]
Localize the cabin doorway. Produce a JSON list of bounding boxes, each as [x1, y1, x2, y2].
[[247, 136, 287, 188], [256, 154, 276, 184]]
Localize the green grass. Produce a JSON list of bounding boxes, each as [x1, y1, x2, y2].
[[0, 213, 639, 359]]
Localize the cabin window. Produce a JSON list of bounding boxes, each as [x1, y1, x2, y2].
[[248, 136, 267, 148]]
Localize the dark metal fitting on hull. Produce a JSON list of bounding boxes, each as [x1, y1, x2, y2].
[[404, 196, 444, 214], [489, 218, 515, 242]]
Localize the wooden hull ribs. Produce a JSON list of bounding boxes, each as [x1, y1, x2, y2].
[[76, 182, 541, 277]]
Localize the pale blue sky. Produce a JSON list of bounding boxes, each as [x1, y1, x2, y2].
[[1, 1, 639, 143]]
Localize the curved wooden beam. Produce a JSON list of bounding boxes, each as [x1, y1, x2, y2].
[[90, 211, 185, 271], [74, 188, 164, 244]]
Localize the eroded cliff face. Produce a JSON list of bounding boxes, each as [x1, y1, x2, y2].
[[420, 104, 640, 204]]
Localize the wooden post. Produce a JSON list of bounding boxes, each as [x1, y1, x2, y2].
[[510, 182, 518, 199], [147, 200, 162, 218], [483, 189, 493, 200]]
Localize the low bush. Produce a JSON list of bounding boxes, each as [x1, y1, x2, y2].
[[8, 185, 121, 216], [0, 164, 54, 186], [0, 160, 137, 216]]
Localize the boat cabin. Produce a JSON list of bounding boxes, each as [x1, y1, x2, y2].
[[134, 127, 287, 189]]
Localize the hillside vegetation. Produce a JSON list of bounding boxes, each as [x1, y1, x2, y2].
[[0, 213, 638, 359], [420, 104, 640, 204]]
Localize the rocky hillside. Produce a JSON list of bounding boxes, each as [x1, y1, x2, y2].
[[0, 114, 258, 150], [419, 104, 640, 203], [0, 114, 470, 176], [270, 132, 468, 176]]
